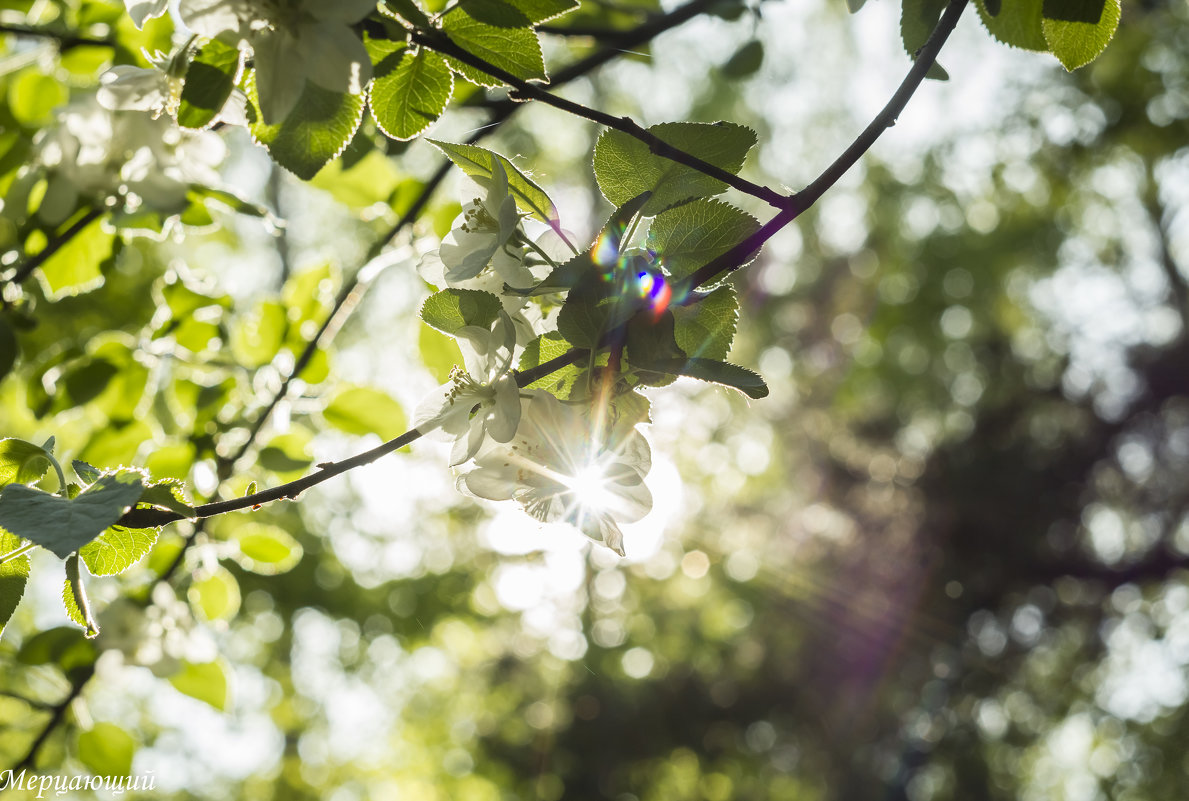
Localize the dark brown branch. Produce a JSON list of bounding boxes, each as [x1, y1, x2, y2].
[[409, 27, 789, 209], [682, 0, 969, 291]]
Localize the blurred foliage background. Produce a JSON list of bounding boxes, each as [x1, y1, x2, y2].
[[2, 0, 1189, 799]]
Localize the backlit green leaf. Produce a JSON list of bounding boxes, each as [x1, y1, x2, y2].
[[440, 8, 547, 87], [1042, 0, 1119, 69], [370, 48, 453, 141], [178, 37, 241, 129], [420, 288, 502, 335], [169, 660, 231, 711], [247, 75, 366, 180], [0, 439, 51, 488], [77, 722, 134, 776], [593, 122, 757, 215], [323, 386, 409, 440], [647, 198, 760, 280]]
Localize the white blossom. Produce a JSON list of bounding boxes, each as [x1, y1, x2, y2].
[[178, 0, 376, 123], [415, 312, 522, 465], [458, 391, 653, 556], [439, 160, 523, 283], [34, 96, 227, 225], [123, 0, 169, 28]]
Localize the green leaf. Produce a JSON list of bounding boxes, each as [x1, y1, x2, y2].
[[37, 213, 116, 299], [624, 310, 686, 388], [370, 48, 453, 141], [651, 357, 769, 398], [647, 198, 760, 280], [79, 525, 160, 576], [72, 461, 101, 485], [188, 185, 272, 218], [0, 438, 52, 488], [465, 0, 579, 23], [517, 331, 589, 400], [900, 0, 947, 55], [383, 0, 432, 26], [10, 70, 69, 127], [672, 286, 739, 362], [178, 37, 241, 129], [247, 75, 366, 180], [1, 531, 30, 639], [0, 470, 146, 559], [420, 288, 502, 335], [593, 122, 757, 216], [440, 8, 548, 87], [428, 140, 560, 225], [188, 566, 240, 622], [259, 432, 313, 475], [419, 325, 465, 383], [63, 553, 99, 638], [847, 0, 869, 12], [230, 299, 288, 368], [137, 479, 195, 517], [1042, 0, 1105, 23], [323, 386, 409, 440], [722, 40, 764, 78], [17, 626, 97, 678], [168, 660, 231, 711], [77, 722, 135, 776], [975, 0, 1046, 51], [1042, 0, 1119, 69], [233, 523, 303, 576]]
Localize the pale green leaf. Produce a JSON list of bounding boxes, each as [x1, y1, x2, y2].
[[233, 523, 303, 576], [188, 566, 240, 622], [0, 531, 30, 639], [323, 386, 409, 440], [168, 659, 231, 711], [0, 439, 51, 488], [77, 723, 135, 776], [1042, 0, 1119, 70], [37, 214, 116, 299], [63, 553, 99, 638]]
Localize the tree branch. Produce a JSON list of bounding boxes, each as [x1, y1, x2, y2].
[[408, 27, 789, 209], [681, 0, 969, 291]]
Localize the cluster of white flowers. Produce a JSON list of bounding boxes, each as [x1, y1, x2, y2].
[[126, 0, 375, 123], [415, 166, 654, 556], [23, 95, 226, 227]]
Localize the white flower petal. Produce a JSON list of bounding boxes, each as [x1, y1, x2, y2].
[[124, 0, 169, 28], [485, 376, 522, 443], [301, 23, 372, 96], [252, 29, 306, 124]]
